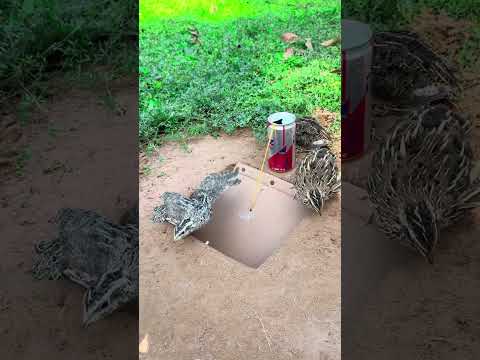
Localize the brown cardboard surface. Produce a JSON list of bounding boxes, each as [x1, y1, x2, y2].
[[193, 163, 312, 268]]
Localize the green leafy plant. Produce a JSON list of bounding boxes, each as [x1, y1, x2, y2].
[[139, 0, 341, 146], [1, 0, 138, 107]]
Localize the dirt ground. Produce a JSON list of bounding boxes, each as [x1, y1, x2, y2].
[[341, 183, 480, 360], [0, 78, 138, 359], [139, 131, 341, 360], [341, 12, 480, 359]]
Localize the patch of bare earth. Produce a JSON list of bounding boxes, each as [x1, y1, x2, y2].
[[343, 11, 480, 359], [1, 77, 138, 359], [411, 9, 480, 156], [139, 130, 341, 360], [313, 109, 337, 130], [411, 9, 473, 62], [313, 109, 341, 169], [0, 114, 25, 176]]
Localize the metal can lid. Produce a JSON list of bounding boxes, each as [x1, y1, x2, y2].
[[267, 112, 296, 126], [342, 20, 372, 51]]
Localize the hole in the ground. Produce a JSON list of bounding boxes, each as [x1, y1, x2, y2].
[[193, 163, 311, 268]]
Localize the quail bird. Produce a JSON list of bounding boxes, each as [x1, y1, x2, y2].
[[295, 117, 331, 149], [152, 166, 241, 240], [32, 207, 138, 326], [294, 140, 340, 214], [368, 103, 480, 263], [371, 31, 459, 114]]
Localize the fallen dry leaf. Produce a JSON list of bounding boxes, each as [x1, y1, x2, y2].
[[331, 68, 341, 75], [281, 32, 299, 43], [321, 37, 340, 47], [284, 48, 294, 59], [139, 334, 149, 354], [305, 38, 313, 51], [313, 108, 337, 129]]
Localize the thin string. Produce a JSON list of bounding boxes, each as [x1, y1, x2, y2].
[[250, 125, 276, 211]]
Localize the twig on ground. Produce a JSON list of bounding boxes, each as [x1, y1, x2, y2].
[[254, 310, 273, 352]]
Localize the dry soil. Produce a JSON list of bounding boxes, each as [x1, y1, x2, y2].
[[0, 77, 138, 359], [139, 130, 341, 360]]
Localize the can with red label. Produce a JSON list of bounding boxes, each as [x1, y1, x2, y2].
[[342, 20, 373, 160], [267, 112, 296, 173]]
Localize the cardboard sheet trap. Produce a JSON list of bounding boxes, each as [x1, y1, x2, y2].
[[193, 163, 311, 268]]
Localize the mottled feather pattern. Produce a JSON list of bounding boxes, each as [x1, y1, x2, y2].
[[153, 167, 241, 241], [371, 31, 460, 116], [32, 207, 138, 326], [294, 142, 340, 214], [191, 167, 241, 201], [368, 104, 478, 263], [295, 117, 331, 150]]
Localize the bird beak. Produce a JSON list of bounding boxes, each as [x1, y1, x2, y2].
[[174, 219, 192, 241]]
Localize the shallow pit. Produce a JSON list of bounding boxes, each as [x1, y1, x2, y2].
[[193, 163, 311, 268]]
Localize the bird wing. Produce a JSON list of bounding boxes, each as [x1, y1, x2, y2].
[[56, 208, 103, 237], [192, 167, 241, 202], [296, 118, 331, 149], [153, 192, 194, 225], [33, 208, 133, 286]]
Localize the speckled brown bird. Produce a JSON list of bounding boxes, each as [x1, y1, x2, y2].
[[368, 103, 479, 263], [371, 31, 460, 115], [32, 207, 138, 326], [294, 140, 340, 213], [152, 166, 241, 240], [295, 117, 331, 150]]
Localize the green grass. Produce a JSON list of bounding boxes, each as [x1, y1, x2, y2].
[[343, 0, 480, 30], [0, 0, 138, 108], [139, 0, 341, 145]]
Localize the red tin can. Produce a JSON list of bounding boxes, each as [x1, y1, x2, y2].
[[342, 20, 373, 160], [267, 112, 296, 173]]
